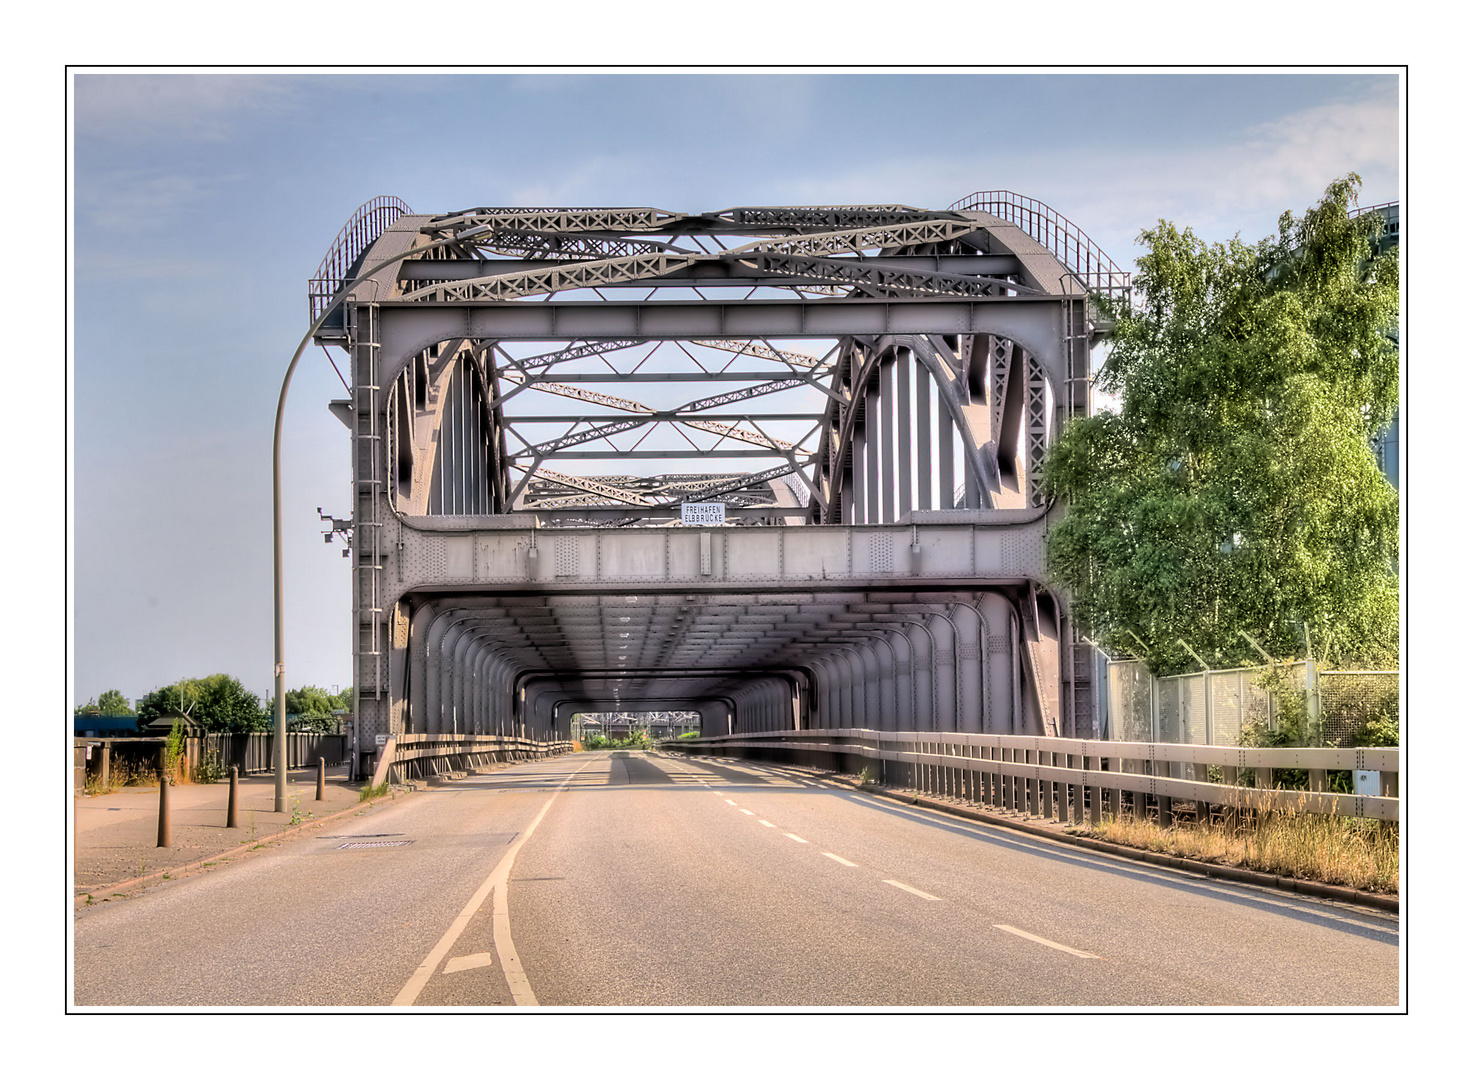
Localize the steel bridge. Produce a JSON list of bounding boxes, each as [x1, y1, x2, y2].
[[306, 195, 1131, 775]]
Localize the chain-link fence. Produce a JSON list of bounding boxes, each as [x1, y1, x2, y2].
[[1106, 660, 1396, 748]]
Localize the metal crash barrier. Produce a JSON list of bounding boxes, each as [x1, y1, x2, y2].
[[369, 733, 574, 789], [666, 728, 1399, 823]]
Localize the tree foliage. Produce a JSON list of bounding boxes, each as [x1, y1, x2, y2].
[[284, 685, 335, 717], [1041, 176, 1399, 674], [136, 674, 269, 733], [284, 684, 340, 732], [75, 689, 134, 716], [261, 685, 351, 733]]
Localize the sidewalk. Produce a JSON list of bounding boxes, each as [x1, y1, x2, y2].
[[73, 765, 387, 900]]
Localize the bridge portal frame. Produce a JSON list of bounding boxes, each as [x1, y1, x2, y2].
[[310, 202, 1120, 773]]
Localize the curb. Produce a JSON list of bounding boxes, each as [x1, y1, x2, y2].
[[833, 778, 1398, 915], [659, 749, 1402, 916], [74, 788, 411, 905]]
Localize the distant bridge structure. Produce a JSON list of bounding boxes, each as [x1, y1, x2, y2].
[[306, 196, 1130, 775]]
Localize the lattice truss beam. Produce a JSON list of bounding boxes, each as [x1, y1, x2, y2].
[[372, 206, 1088, 526]]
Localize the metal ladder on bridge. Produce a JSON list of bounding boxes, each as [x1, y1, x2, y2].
[[352, 303, 386, 714]]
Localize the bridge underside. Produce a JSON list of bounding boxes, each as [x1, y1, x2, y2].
[[388, 522, 1087, 743], [308, 200, 1127, 764]]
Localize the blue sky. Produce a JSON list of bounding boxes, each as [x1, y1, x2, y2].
[[68, 69, 1403, 707]]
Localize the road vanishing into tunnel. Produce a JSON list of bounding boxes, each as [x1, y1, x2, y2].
[[73, 751, 1398, 1008]]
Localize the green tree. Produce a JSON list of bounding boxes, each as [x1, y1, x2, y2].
[[137, 675, 268, 733], [277, 684, 339, 733], [284, 685, 335, 717], [1041, 176, 1399, 674], [96, 689, 135, 715]]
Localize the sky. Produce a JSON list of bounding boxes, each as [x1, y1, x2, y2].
[[67, 68, 1404, 709]]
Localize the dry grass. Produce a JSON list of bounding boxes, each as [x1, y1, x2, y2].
[[82, 759, 160, 795], [1081, 802, 1398, 895]]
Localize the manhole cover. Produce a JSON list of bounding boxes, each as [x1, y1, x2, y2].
[[338, 840, 414, 850]]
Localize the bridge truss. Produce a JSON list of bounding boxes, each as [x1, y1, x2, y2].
[[308, 199, 1128, 775]]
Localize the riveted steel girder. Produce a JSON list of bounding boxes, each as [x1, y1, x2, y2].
[[318, 201, 1119, 757]]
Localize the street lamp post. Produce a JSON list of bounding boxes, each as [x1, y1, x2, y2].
[[271, 229, 455, 812]]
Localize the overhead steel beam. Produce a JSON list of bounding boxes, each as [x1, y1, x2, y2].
[[398, 254, 1025, 282], [375, 296, 1066, 350]]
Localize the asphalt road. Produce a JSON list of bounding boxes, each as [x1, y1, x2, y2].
[[72, 750, 1400, 1008]]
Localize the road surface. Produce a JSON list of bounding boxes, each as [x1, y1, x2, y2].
[[72, 750, 1399, 1008]]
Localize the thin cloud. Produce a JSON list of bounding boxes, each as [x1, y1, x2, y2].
[[784, 92, 1400, 262], [73, 73, 308, 143], [74, 168, 239, 236]]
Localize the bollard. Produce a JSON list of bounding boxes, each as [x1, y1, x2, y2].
[[157, 767, 171, 848], [316, 757, 325, 801], [227, 766, 239, 829]]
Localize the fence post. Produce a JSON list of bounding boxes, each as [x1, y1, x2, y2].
[[1204, 669, 1214, 748], [1149, 669, 1159, 743], [1305, 657, 1322, 747]]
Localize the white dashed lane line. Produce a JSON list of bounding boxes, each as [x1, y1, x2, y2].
[[883, 879, 941, 901], [822, 852, 858, 867], [758, 820, 776, 828], [784, 833, 809, 844], [993, 924, 1101, 959]]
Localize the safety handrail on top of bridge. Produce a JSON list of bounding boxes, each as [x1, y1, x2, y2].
[[308, 195, 414, 320], [949, 190, 1132, 300]]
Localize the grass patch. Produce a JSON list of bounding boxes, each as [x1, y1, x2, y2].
[[1078, 804, 1398, 894], [359, 781, 391, 801]]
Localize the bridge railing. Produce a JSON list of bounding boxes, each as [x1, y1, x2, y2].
[[370, 733, 574, 789], [948, 189, 1132, 301], [664, 728, 1399, 823], [308, 195, 413, 321]]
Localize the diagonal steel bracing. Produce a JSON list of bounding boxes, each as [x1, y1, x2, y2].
[[312, 199, 1125, 763]]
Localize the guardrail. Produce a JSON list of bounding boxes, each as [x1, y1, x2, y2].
[[369, 733, 574, 789], [664, 728, 1399, 823]]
